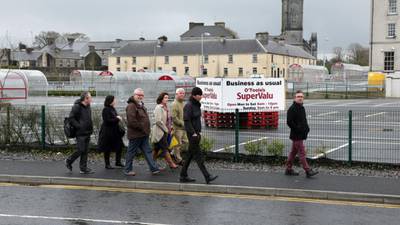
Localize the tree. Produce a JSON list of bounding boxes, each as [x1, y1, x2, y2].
[[62, 32, 90, 42], [33, 31, 61, 48], [332, 46, 344, 62], [347, 43, 369, 66]]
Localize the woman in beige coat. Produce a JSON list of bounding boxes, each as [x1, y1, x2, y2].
[[151, 92, 178, 169]]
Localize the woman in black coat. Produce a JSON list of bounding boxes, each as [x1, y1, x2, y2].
[[98, 95, 125, 169]]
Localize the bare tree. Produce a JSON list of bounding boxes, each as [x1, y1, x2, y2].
[[33, 31, 61, 48], [332, 46, 344, 62], [348, 43, 369, 66]]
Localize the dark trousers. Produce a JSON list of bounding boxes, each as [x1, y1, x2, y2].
[[67, 135, 90, 170], [180, 134, 210, 179], [286, 140, 310, 172], [104, 150, 122, 166]]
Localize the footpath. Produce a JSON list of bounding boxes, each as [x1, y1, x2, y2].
[[0, 159, 399, 204]]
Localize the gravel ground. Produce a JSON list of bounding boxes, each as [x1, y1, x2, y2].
[[0, 150, 399, 179]]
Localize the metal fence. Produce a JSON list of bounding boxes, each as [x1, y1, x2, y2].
[[0, 104, 399, 165]]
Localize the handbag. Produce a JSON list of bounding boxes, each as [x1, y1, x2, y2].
[[118, 123, 126, 137]]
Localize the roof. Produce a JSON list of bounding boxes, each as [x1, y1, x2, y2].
[[263, 41, 315, 59], [11, 51, 42, 61], [113, 39, 266, 56], [180, 26, 236, 39]]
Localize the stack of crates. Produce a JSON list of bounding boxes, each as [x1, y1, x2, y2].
[[203, 111, 235, 128], [203, 111, 279, 129]]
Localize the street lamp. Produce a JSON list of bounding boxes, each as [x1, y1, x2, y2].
[[153, 40, 161, 72], [200, 32, 210, 76], [323, 37, 329, 68]]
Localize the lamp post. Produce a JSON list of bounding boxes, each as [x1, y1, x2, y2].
[[153, 41, 161, 72], [200, 32, 210, 76]]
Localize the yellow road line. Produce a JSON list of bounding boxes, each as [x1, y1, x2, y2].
[[1, 182, 400, 209]]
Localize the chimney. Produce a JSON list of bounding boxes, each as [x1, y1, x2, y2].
[[67, 37, 75, 46], [214, 22, 225, 28], [115, 38, 122, 43], [255, 32, 269, 45], [139, 37, 145, 41], [26, 48, 33, 54], [189, 22, 204, 30], [46, 37, 56, 46], [88, 45, 96, 53]]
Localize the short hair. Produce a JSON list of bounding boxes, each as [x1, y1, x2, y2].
[[104, 95, 115, 107], [156, 92, 169, 104], [175, 88, 185, 94], [295, 90, 303, 95], [80, 91, 91, 102], [134, 88, 144, 95]]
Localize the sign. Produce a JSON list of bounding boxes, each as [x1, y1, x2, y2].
[[196, 78, 285, 112]]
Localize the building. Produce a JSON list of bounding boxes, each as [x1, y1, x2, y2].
[[370, 0, 399, 73], [109, 33, 316, 78]]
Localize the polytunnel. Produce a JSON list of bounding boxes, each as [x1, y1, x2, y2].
[[287, 64, 329, 83], [330, 63, 366, 82], [0, 69, 48, 100]]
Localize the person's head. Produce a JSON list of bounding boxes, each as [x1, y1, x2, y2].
[[133, 88, 144, 102], [191, 87, 203, 102], [80, 91, 92, 106], [294, 90, 304, 104], [104, 95, 116, 107], [156, 92, 169, 105], [175, 88, 185, 101]]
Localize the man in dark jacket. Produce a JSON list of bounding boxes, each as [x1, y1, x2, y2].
[[65, 92, 94, 174], [124, 88, 160, 176], [286, 90, 318, 178], [179, 87, 218, 184]]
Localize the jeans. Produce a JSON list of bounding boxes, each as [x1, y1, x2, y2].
[[286, 140, 310, 172], [67, 135, 90, 170], [180, 134, 210, 179], [124, 136, 159, 173]]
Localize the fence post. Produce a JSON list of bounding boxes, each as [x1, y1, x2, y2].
[[234, 108, 240, 162], [306, 82, 309, 97], [6, 105, 10, 144], [325, 83, 328, 99], [348, 110, 352, 165], [366, 86, 369, 98], [41, 105, 46, 150], [292, 83, 295, 97], [345, 82, 348, 99]]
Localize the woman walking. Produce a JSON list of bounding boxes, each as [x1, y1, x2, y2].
[[98, 95, 125, 169], [151, 92, 178, 169]]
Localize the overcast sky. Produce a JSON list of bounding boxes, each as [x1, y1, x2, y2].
[[0, 0, 370, 55]]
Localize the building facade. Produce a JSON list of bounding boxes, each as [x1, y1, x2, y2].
[[370, 0, 400, 73]]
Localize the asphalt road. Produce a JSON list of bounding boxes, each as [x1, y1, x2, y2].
[[0, 183, 399, 225]]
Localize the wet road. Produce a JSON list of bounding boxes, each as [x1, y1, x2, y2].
[[0, 183, 399, 225]]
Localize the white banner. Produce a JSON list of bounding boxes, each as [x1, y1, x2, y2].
[[196, 78, 285, 112]]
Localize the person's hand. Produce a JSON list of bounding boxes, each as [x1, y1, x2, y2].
[[116, 116, 122, 121]]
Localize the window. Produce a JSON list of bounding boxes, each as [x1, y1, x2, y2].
[[117, 67, 121, 71], [185, 67, 189, 75], [116, 57, 120, 64], [228, 54, 233, 63], [277, 68, 280, 78], [204, 55, 209, 64], [183, 56, 188, 64], [223, 68, 228, 76], [132, 67, 136, 72], [172, 67, 177, 72], [158, 67, 162, 71], [388, 23, 396, 38], [283, 68, 286, 78], [164, 56, 169, 64], [132, 57, 136, 64], [143, 67, 148, 70], [384, 51, 395, 71], [389, 0, 397, 14], [202, 68, 208, 76], [75, 60, 78, 68], [238, 67, 243, 77], [271, 55, 274, 63], [271, 68, 274, 77], [252, 67, 257, 74], [252, 54, 258, 63]]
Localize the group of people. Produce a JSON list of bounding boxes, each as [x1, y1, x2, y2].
[[65, 87, 317, 185], [65, 87, 218, 184]]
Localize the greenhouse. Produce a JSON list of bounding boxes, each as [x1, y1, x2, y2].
[[287, 64, 329, 83], [330, 63, 366, 82], [70, 70, 195, 99], [0, 69, 48, 100]]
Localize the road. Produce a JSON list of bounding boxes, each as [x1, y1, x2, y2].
[[0, 183, 399, 225]]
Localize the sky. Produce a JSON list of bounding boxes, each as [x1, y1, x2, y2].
[[0, 0, 370, 55]]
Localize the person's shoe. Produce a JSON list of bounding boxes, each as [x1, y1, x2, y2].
[[115, 162, 125, 168], [205, 175, 218, 184], [306, 169, 319, 178], [80, 168, 94, 174], [65, 159, 72, 172], [152, 170, 161, 175], [285, 169, 299, 176], [124, 171, 136, 176], [179, 176, 196, 183], [105, 165, 114, 169]]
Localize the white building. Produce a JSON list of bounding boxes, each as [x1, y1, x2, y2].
[[370, 0, 400, 73]]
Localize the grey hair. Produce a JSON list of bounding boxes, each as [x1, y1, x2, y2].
[[175, 88, 185, 94], [134, 88, 144, 95]]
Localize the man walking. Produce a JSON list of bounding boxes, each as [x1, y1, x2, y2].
[[285, 90, 318, 178], [171, 88, 188, 165], [180, 87, 218, 184], [124, 88, 160, 176], [65, 92, 94, 174]]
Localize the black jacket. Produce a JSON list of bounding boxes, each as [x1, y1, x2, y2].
[[98, 106, 123, 152], [184, 97, 202, 137], [287, 101, 310, 140], [69, 99, 93, 137]]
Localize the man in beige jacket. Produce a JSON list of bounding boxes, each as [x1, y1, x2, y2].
[[171, 88, 188, 165]]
